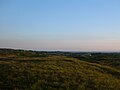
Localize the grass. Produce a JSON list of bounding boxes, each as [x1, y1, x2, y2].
[[0, 49, 120, 90]]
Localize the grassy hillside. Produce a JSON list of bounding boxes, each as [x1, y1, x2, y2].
[[68, 52, 120, 70], [0, 49, 120, 90]]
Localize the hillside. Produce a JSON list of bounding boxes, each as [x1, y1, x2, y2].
[[0, 49, 120, 90]]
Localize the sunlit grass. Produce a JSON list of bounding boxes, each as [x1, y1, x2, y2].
[[0, 55, 120, 90]]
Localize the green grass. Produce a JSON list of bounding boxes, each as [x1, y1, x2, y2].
[[0, 54, 120, 90]]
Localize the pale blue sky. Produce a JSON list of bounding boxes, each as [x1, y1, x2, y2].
[[0, 0, 120, 51]]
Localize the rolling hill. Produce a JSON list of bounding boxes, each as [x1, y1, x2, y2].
[[0, 49, 120, 90]]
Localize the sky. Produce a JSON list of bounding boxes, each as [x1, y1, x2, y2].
[[0, 0, 120, 51]]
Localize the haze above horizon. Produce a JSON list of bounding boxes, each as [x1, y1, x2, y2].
[[0, 0, 120, 51]]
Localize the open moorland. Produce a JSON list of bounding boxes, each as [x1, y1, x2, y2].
[[0, 49, 120, 90]]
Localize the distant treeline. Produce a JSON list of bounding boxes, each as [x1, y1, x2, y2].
[[0, 48, 120, 58]]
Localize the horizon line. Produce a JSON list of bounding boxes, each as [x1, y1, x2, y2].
[[0, 47, 120, 53]]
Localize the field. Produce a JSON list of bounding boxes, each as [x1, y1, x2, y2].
[[0, 49, 120, 90]]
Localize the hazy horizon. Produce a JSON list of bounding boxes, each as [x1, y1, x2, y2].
[[0, 0, 120, 51]]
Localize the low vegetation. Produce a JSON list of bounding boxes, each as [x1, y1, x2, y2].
[[0, 49, 120, 90]]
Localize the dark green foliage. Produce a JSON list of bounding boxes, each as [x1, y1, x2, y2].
[[70, 53, 120, 69], [0, 49, 48, 57]]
